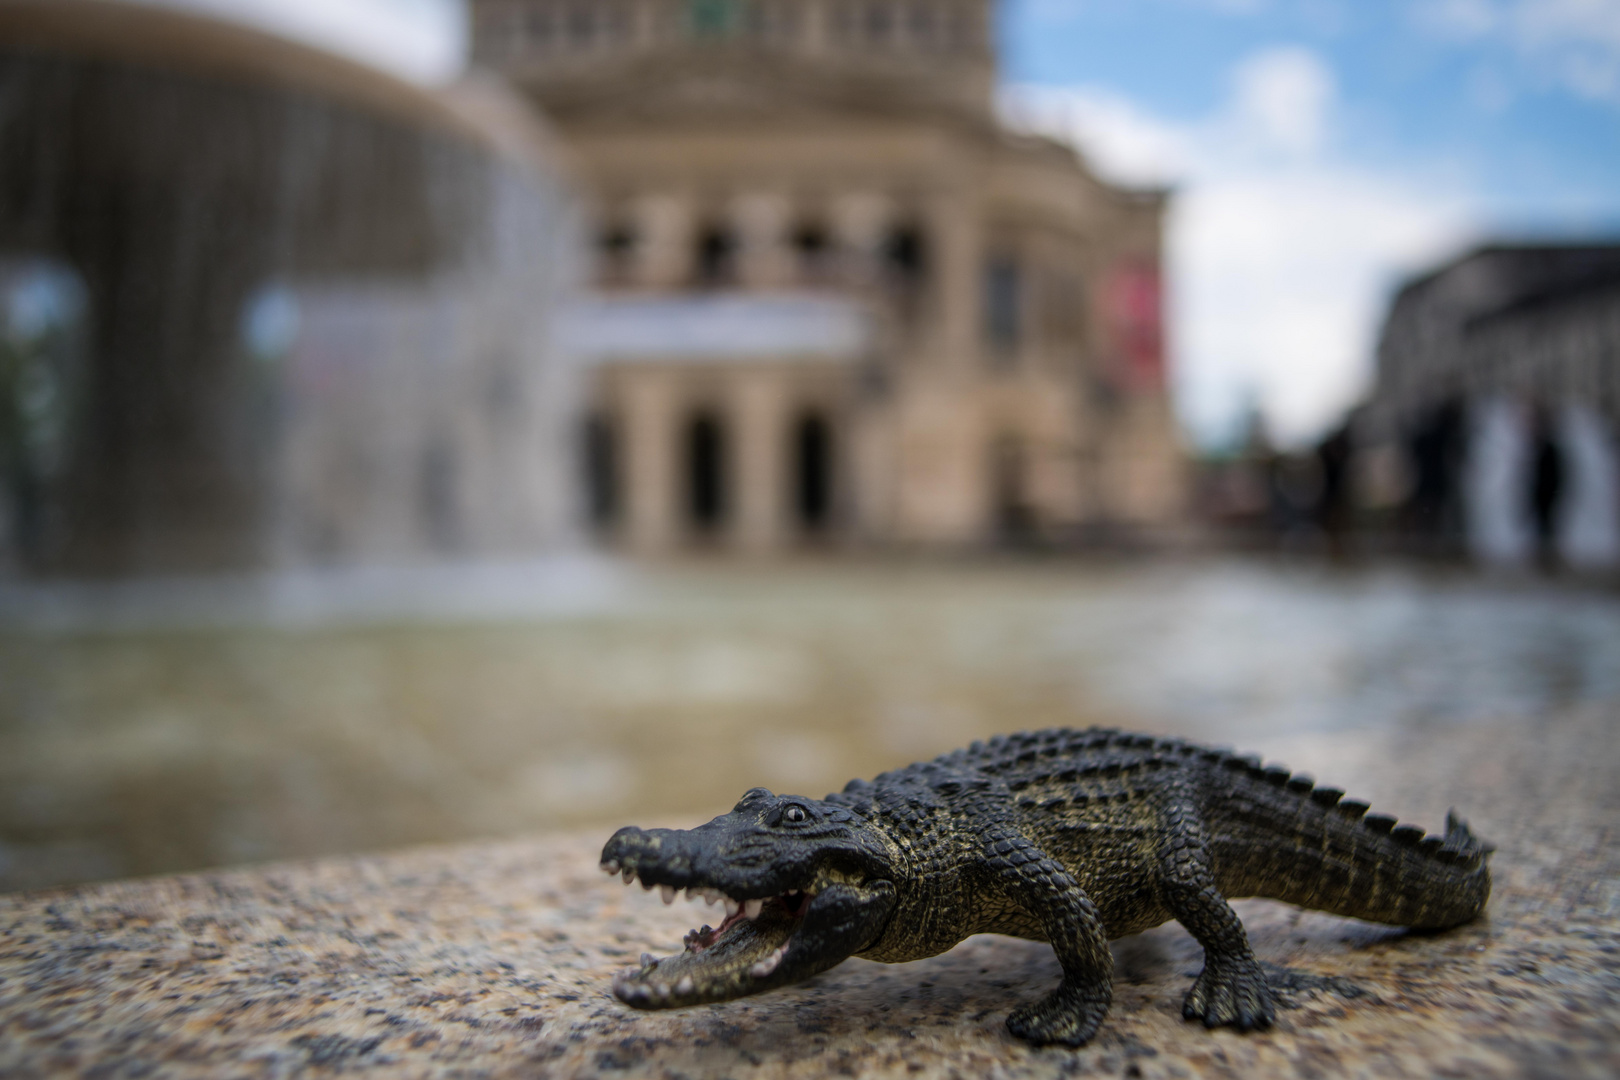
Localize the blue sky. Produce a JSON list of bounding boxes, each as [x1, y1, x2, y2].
[[1000, 0, 1620, 446], [137, 0, 1620, 447], [1005, 0, 1620, 223]]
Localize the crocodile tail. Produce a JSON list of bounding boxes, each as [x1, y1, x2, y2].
[[1296, 794, 1490, 929], [1214, 765, 1493, 930]]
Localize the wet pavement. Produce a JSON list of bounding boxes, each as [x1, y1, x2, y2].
[[2, 557, 1618, 894], [1, 698, 1616, 1078]]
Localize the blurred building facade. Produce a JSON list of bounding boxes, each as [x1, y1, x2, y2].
[[473, 0, 1183, 551], [1368, 243, 1620, 570], [0, 0, 582, 577]]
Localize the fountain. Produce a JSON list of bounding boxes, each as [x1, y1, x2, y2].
[[0, 0, 581, 576]]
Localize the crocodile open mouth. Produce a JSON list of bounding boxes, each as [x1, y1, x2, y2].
[[603, 860, 816, 1007]]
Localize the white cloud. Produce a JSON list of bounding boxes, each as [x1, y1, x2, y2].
[[1415, 0, 1501, 38], [1415, 0, 1620, 106], [1002, 87, 1190, 185], [1196, 0, 1270, 13], [1024, 0, 1272, 19], [127, 0, 468, 83], [1227, 46, 1335, 157], [1002, 47, 1478, 448], [1523, 0, 1620, 101]]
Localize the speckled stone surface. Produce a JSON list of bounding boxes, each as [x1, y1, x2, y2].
[[3, 705, 1618, 1079]]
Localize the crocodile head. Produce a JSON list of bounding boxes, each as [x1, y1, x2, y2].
[[600, 787, 899, 1009]]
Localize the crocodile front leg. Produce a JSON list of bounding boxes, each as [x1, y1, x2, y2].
[[1159, 788, 1275, 1031], [980, 825, 1114, 1046]]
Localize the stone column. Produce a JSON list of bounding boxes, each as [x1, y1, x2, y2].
[[926, 188, 980, 371], [629, 192, 692, 288], [731, 368, 788, 553], [831, 191, 892, 287], [734, 191, 793, 289], [849, 398, 895, 543], [621, 369, 680, 554]]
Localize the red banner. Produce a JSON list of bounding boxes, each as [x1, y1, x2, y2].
[[1105, 261, 1164, 390]]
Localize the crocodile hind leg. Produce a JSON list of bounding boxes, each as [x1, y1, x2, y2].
[[980, 825, 1114, 1046], [1159, 790, 1275, 1031]]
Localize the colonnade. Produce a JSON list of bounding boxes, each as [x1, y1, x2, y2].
[[599, 365, 847, 553], [599, 188, 981, 366]]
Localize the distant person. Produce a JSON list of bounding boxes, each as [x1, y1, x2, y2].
[[1315, 421, 1354, 560], [1528, 404, 1566, 571], [1404, 397, 1466, 556]]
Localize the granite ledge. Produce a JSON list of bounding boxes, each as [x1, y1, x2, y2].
[[2, 706, 1618, 1079]]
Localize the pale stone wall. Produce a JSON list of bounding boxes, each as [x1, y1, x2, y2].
[[473, 0, 1185, 553]]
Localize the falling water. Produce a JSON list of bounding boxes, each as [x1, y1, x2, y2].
[[0, 3, 582, 576]]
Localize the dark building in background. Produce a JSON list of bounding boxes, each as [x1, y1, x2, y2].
[[1365, 243, 1620, 569]]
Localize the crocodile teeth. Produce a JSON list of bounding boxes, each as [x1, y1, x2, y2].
[[704, 890, 721, 906], [723, 898, 740, 917], [641, 878, 655, 891], [743, 898, 764, 919], [749, 945, 787, 978], [660, 885, 676, 905], [621, 868, 634, 885], [600, 860, 620, 875]]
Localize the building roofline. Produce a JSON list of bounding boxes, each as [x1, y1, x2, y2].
[[1393, 238, 1620, 300]]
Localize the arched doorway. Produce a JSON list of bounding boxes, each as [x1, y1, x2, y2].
[[582, 411, 618, 533], [685, 410, 728, 536], [793, 411, 834, 536]]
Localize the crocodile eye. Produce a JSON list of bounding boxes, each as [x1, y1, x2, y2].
[[783, 805, 807, 824]]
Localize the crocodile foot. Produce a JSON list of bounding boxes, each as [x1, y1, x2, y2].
[[1006, 980, 1112, 1047], [1182, 954, 1274, 1031]]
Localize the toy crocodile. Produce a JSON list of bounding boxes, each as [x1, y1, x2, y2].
[[600, 727, 1492, 1046]]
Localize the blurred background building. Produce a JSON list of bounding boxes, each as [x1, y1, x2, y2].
[[472, 0, 1183, 552], [0, 0, 1185, 581], [0, 0, 582, 578], [1364, 243, 1620, 571]]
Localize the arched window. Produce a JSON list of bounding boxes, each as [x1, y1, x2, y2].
[[906, 2, 940, 50], [865, 2, 894, 45], [885, 224, 927, 284], [743, 0, 798, 43], [694, 225, 739, 287], [793, 222, 833, 282], [985, 255, 1021, 362], [526, 4, 556, 50], [566, 2, 596, 47], [597, 220, 637, 285], [691, 0, 739, 37], [685, 410, 729, 533]]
